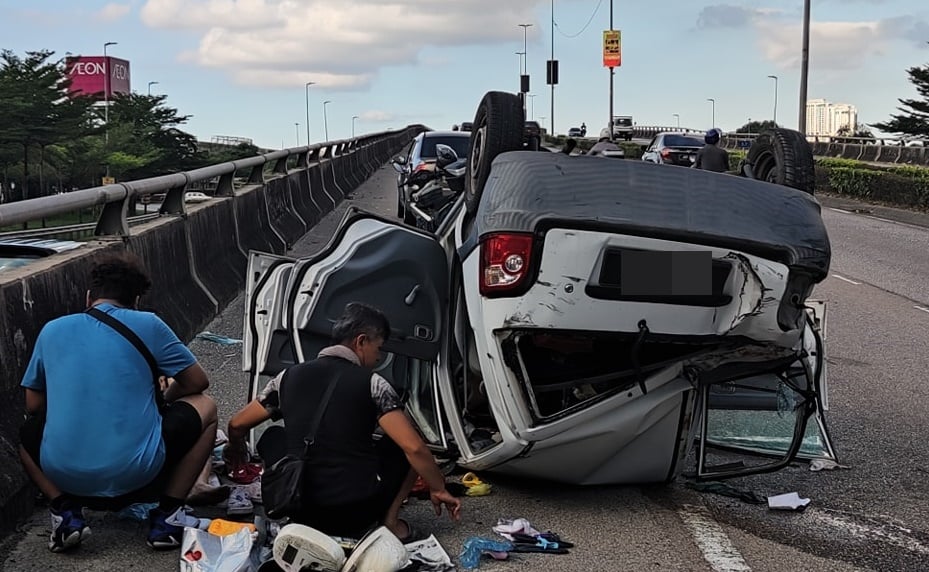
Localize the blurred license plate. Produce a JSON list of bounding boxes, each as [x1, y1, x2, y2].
[[600, 249, 712, 296]]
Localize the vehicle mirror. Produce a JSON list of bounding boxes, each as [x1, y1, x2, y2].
[[393, 155, 407, 165], [392, 162, 406, 174]]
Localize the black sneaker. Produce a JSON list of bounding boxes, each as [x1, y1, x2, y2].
[[48, 506, 91, 553]]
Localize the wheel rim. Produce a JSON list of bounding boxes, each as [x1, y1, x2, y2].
[[469, 123, 487, 196]]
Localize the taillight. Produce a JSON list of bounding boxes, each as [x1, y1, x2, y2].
[[414, 163, 431, 173], [660, 148, 671, 158], [480, 233, 534, 297]]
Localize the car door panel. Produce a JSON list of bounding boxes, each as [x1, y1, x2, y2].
[[243, 251, 296, 399]]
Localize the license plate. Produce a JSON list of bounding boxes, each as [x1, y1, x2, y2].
[[599, 249, 713, 296]]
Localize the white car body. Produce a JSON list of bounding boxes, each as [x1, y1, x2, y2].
[[243, 151, 836, 485], [185, 191, 210, 203]]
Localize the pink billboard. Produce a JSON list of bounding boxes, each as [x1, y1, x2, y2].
[[66, 56, 131, 99]]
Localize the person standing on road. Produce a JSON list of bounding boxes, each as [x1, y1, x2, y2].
[[224, 302, 461, 542], [18, 253, 218, 553], [694, 128, 730, 172]]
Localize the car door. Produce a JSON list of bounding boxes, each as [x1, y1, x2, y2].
[[642, 136, 659, 162], [281, 208, 451, 449], [695, 302, 836, 480]]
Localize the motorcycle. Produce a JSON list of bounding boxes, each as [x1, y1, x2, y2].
[[406, 144, 467, 233]]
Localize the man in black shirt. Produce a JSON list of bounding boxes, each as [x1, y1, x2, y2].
[[694, 129, 730, 173], [224, 302, 460, 541]]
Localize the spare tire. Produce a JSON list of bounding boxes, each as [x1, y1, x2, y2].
[[464, 91, 525, 215], [745, 128, 816, 194]]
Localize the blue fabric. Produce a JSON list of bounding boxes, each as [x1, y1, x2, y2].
[[21, 303, 197, 497]]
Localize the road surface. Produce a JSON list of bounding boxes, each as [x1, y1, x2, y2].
[[2, 171, 927, 571]]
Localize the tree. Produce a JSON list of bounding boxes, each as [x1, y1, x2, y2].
[[835, 125, 876, 144], [872, 51, 929, 137], [735, 120, 779, 134]]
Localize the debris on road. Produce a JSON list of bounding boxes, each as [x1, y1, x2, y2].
[[459, 537, 515, 570], [461, 472, 492, 497], [196, 331, 243, 345], [809, 459, 850, 472], [768, 492, 811, 511], [405, 534, 455, 571], [685, 481, 767, 505]]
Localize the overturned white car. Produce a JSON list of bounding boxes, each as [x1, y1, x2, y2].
[[243, 92, 836, 485]]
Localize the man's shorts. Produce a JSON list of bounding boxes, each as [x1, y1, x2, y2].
[[19, 400, 202, 511]]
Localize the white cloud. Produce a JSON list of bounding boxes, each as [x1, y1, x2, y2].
[[95, 2, 131, 22], [140, 0, 557, 89]]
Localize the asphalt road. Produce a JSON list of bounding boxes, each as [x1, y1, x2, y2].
[[2, 168, 928, 571]]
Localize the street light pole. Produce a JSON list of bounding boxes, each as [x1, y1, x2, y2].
[[147, 81, 159, 96], [305, 82, 315, 145], [528, 94, 537, 120], [323, 100, 332, 141], [609, 0, 614, 141], [798, 0, 811, 134], [352, 115, 359, 138], [768, 75, 779, 125], [673, 113, 680, 129], [707, 98, 716, 128], [103, 42, 117, 146], [295, 122, 300, 146], [550, 0, 555, 136], [518, 24, 532, 75]]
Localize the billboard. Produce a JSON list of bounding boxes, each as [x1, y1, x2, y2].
[[603, 30, 621, 68], [65, 56, 131, 99]]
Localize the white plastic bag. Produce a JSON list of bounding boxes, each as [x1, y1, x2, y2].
[[180, 526, 256, 572]]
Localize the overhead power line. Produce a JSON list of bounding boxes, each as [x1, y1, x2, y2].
[[554, 0, 604, 38]]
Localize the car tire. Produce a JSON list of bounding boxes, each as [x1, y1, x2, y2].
[[745, 128, 816, 194], [464, 91, 525, 216], [397, 197, 404, 219]]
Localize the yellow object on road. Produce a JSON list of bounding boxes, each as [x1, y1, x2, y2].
[[207, 519, 257, 537], [461, 472, 492, 496]]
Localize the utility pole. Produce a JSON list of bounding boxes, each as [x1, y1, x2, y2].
[[609, 0, 614, 140], [551, 0, 555, 135], [707, 98, 716, 128], [352, 115, 359, 138], [323, 100, 332, 141], [673, 113, 680, 129], [147, 81, 159, 96], [798, 0, 811, 134], [295, 122, 300, 146], [103, 41, 117, 181]]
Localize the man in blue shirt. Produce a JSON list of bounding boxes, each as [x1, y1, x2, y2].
[[18, 253, 218, 552]]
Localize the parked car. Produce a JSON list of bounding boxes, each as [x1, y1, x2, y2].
[[392, 131, 471, 224], [0, 237, 84, 272], [641, 133, 705, 166], [460, 122, 474, 132], [184, 191, 210, 203], [567, 127, 583, 138], [245, 91, 833, 486]]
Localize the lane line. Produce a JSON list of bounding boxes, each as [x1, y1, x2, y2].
[[678, 504, 752, 572], [805, 508, 929, 557], [915, 305, 929, 314], [832, 274, 861, 285], [828, 207, 853, 214]]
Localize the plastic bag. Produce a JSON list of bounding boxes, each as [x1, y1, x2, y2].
[[180, 526, 256, 572], [458, 537, 513, 571]]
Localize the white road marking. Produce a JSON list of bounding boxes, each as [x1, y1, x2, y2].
[[829, 207, 853, 214], [915, 305, 929, 314], [678, 503, 752, 572], [832, 274, 861, 285], [805, 508, 929, 557]]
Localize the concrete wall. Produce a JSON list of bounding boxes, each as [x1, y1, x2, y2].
[[0, 127, 423, 535]]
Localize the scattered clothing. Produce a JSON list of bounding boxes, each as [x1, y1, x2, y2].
[[148, 505, 210, 550], [225, 486, 254, 516], [194, 331, 243, 345], [492, 518, 540, 541]]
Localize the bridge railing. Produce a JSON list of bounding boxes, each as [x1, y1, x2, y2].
[[720, 132, 929, 166]]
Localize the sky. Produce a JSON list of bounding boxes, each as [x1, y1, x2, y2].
[[2, 0, 927, 149]]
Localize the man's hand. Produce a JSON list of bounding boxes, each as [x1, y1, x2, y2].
[[430, 489, 462, 521]]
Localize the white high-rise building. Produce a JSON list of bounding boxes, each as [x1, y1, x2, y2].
[[806, 99, 859, 136]]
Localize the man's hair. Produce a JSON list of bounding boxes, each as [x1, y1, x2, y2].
[[88, 252, 153, 307], [332, 302, 391, 344]]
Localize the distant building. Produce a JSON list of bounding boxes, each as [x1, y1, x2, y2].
[[806, 98, 858, 136]]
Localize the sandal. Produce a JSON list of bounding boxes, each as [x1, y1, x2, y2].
[[395, 518, 425, 544]]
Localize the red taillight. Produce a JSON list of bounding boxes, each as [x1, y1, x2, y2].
[[480, 233, 534, 297], [414, 163, 432, 173], [660, 148, 672, 158]]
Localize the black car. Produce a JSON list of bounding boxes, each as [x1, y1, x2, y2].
[[641, 133, 704, 167], [391, 130, 471, 224], [524, 121, 542, 151]]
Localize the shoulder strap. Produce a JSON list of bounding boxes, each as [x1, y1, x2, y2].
[[301, 373, 340, 458], [86, 307, 165, 409]]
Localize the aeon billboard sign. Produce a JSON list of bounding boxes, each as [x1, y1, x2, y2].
[[66, 56, 131, 99]]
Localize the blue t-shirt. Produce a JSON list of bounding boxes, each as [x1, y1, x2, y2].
[[21, 303, 197, 497]]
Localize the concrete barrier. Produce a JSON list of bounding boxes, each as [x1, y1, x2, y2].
[[0, 126, 422, 536]]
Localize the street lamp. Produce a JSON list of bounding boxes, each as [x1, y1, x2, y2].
[[103, 41, 117, 145], [518, 24, 532, 75], [147, 81, 159, 96], [295, 122, 300, 146], [798, 0, 811, 134], [707, 98, 716, 128], [528, 94, 537, 120], [305, 82, 315, 145], [323, 100, 332, 141], [768, 75, 779, 125], [352, 115, 359, 138], [673, 113, 680, 129]]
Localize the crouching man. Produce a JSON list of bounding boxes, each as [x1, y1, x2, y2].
[[18, 253, 217, 552], [224, 302, 461, 541]]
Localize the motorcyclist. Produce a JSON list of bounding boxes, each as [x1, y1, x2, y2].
[[580, 123, 587, 137], [694, 128, 730, 173]]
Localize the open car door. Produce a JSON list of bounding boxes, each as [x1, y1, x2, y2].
[[280, 208, 451, 450], [696, 302, 836, 480]]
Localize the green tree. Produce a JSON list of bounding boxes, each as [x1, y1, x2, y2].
[[872, 51, 929, 137], [735, 120, 779, 134], [0, 50, 97, 200]]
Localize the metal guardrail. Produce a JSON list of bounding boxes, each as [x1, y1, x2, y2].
[[0, 127, 422, 237]]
